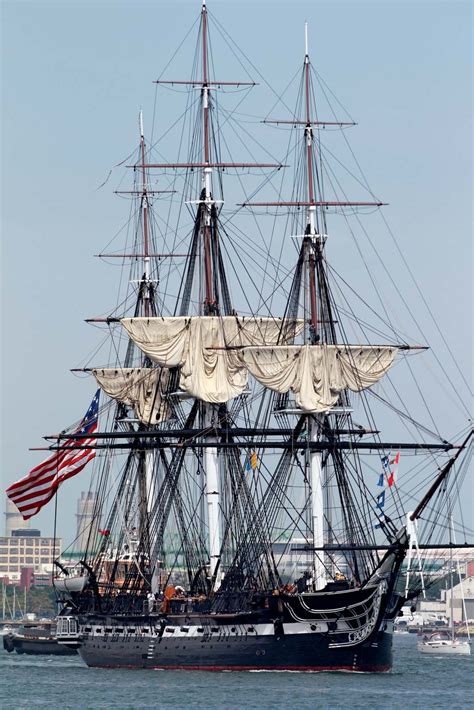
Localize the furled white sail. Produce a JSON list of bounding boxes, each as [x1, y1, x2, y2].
[[92, 367, 170, 424], [120, 316, 302, 403], [241, 344, 397, 411]]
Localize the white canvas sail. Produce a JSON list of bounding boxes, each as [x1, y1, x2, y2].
[[241, 344, 398, 411], [121, 316, 303, 403], [92, 367, 170, 424]]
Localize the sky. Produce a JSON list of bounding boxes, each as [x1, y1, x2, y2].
[[1, 0, 472, 542]]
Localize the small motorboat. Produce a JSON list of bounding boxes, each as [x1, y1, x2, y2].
[[418, 631, 471, 656]]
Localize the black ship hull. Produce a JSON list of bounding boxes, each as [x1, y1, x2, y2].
[[57, 584, 401, 672], [76, 626, 393, 672]]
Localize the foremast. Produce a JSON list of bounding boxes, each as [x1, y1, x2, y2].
[[138, 113, 157, 565]]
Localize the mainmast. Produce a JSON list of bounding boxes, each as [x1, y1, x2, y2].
[[126, 3, 285, 594], [303, 25, 326, 590], [200, 1, 221, 590]]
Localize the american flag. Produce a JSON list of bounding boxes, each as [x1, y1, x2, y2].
[[6, 391, 100, 520]]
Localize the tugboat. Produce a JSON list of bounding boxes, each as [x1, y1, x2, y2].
[[3, 620, 77, 656]]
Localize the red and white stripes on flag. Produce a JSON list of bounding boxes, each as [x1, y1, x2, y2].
[[6, 391, 99, 520]]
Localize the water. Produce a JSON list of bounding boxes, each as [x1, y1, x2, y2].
[[1, 634, 471, 709]]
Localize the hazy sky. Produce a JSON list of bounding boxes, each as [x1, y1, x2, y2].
[[1, 0, 472, 541]]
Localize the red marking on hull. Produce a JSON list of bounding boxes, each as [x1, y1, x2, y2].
[[91, 664, 391, 673]]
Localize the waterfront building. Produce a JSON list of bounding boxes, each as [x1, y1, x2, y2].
[[0, 534, 61, 583]]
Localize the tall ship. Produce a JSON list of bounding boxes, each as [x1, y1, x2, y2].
[[8, 2, 471, 672]]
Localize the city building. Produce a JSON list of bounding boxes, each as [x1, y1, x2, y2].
[[0, 534, 61, 584]]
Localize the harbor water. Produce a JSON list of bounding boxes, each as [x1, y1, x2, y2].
[[1, 634, 471, 709]]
